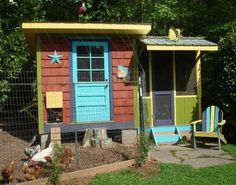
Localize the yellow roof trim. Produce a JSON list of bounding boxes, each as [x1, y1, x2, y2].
[[22, 22, 151, 54], [22, 22, 151, 34], [146, 45, 218, 51]]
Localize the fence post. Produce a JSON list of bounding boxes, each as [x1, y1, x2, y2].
[[139, 77, 144, 133], [75, 131, 80, 168]]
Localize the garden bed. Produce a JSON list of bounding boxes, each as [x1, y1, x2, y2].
[[0, 131, 137, 184]]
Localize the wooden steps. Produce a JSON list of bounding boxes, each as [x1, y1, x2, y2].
[[151, 126, 182, 144]]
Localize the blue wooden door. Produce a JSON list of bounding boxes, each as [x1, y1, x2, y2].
[[72, 41, 110, 123]]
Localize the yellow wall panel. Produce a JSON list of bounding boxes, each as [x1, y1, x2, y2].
[[46, 91, 63, 108]]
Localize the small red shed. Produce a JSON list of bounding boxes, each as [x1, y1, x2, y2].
[[22, 22, 151, 134]]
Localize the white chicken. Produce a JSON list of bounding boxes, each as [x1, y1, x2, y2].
[[25, 145, 41, 158], [30, 143, 54, 163]]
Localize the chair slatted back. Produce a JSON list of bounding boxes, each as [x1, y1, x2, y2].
[[201, 106, 223, 132]]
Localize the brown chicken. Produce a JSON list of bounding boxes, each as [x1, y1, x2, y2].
[[22, 163, 42, 181], [1, 161, 15, 182], [60, 147, 74, 170]]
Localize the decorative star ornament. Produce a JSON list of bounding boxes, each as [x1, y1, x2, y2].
[[48, 50, 63, 64]]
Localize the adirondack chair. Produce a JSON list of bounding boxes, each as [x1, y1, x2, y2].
[[190, 105, 226, 150]]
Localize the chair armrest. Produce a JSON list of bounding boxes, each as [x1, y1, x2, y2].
[[190, 120, 202, 125], [218, 120, 226, 126]]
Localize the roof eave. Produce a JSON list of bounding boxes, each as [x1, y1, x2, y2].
[[22, 22, 151, 35], [146, 45, 218, 51], [22, 22, 152, 54]]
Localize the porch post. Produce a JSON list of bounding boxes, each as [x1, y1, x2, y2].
[[196, 50, 202, 119], [133, 39, 140, 128], [173, 51, 176, 125]]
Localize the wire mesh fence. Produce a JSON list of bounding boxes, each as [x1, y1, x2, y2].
[[0, 70, 143, 183]]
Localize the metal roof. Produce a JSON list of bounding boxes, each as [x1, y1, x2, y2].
[[140, 36, 217, 46], [139, 36, 218, 51]]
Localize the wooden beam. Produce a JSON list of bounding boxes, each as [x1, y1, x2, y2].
[[132, 39, 140, 128], [22, 23, 151, 35], [195, 132, 218, 138], [173, 51, 177, 125], [148, 51, 153, 127], [147, 45, 218, 51], [36, 36, 44, 134], [196, 50, 202, 119]]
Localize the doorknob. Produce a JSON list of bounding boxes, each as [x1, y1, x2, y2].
[[105, 79, 108, 82]]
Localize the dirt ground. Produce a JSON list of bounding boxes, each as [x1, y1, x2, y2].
[[0, 131, 137, 184]]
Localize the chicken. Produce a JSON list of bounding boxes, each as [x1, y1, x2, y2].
[[77, 0, 87, 15], [60, 147, 74, 170], [1, 161, 15, 182], [31, 143, 54, 162], [22, 163, 42, 181], [25, 145, 41, 158], [64, 147, 73, 159]]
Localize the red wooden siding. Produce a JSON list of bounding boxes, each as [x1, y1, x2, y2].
[[40, 36, 135, 125], [111, 38, 134, 122], [40, 36, 71, 124]]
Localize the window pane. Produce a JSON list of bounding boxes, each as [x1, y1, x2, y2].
[[77, 46, 89, 57], [176, 51, 196, 95], [91, 46, 104, 57], [92, 58, 104, 69], [78, 71, 90, 82], [152, 51, 173, 91], [92, 71, 104, 81], [155, 94, 172, 120], [78, 58, 90, 69]]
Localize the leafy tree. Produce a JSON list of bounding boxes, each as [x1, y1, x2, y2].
[[151, 0, 178, 35], [0, 31, 32, 76], [202, 30, 236, 142], [0, 0, 40, 106]]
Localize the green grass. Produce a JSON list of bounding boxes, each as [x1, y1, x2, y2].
[[90, 144, 236, 185], [222, 144, 236, 158]]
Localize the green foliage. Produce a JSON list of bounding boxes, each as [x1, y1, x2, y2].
[[136, 132, 151, 166], [151, 0, 178, 34], [202, 31, 236, 142], [0, 0, 38, 104], [0, 30, 34, 104], [0, 30, 35, 104], [0, 0, 45, 33], [0, 31, 32, 76], [42, 0, 77, 21], [48, 144, 64, 185], [0, 80, 10, 106]]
